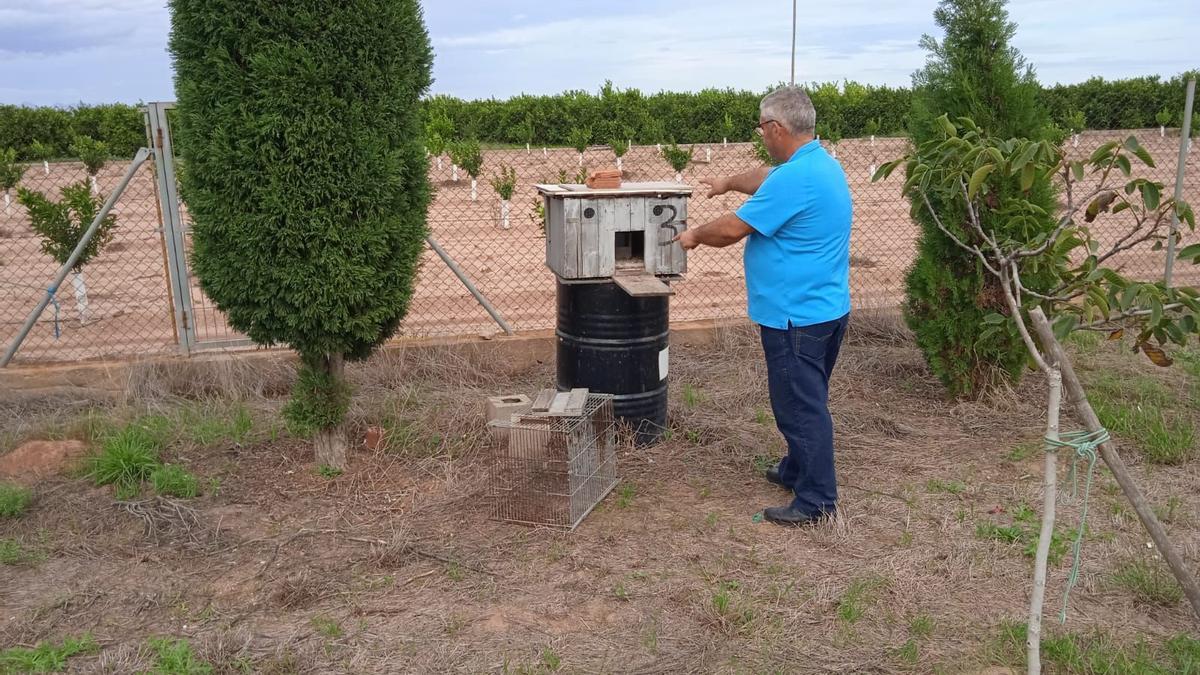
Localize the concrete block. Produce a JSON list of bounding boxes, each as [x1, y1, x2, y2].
[[486, 394, 532, 439]]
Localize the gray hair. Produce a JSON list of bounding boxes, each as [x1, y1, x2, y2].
[[760, 86, 816, 135]]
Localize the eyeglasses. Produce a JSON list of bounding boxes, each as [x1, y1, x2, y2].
[[754, 119, 780, 136]]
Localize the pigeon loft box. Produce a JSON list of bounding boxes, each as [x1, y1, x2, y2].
[[535, 182, 692, 297]]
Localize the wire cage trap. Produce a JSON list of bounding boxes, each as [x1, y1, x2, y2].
[[489, 393, 619, 529]]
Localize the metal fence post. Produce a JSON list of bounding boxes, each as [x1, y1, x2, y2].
[[1165, 78, 1195, 286], [144, 102, 196, 354]]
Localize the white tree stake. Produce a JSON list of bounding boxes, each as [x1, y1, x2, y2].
[[616, 156, 622, 170], [436, 156, 442, 170], [500, 200, 511, 230], [451, 165, 459, 182], [723, 137, 728, 147], [3, 191, 9, 214], [72, 271, 90, 323], [43, 160, 50, 176], [1027, 367, 1062, 675], [1161, 126, 1166, 138], [578, 152, 583, 167], [674, 171, 682, 183], [871, 135, 875, 146], [90, 175, 98, 194], [526, 143, 530, 155], [543, 147, 547, 158], [470, 178, 477, 201], [869, 164, 876, 178], [705, 147, 712, 162]]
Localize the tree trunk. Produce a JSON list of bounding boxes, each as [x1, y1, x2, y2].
[[1028, 367, 1062, 675], [1029, 308, 1200, 621], [313, 353, 348, 470]]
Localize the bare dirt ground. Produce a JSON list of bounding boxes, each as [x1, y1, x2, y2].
[[2, 131, 1196, 365], [1, 317, 1197, 673]]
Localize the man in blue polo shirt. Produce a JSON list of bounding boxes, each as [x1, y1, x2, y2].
[[675, 86, 852, 527]]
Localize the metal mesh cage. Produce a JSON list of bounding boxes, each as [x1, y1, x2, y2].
[[489, 394, 618, 529]]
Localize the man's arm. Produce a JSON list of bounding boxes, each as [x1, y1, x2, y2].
[[675, 213, 754, 250], [700, 166, 772, 198]]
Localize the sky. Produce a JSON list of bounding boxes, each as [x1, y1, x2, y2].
[[0, 0, 1196, 107]]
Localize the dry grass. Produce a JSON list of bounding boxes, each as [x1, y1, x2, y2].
[[0, 322, 1197, 672]]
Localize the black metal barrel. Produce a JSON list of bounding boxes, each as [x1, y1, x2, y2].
[[556, 280, 669, 445]]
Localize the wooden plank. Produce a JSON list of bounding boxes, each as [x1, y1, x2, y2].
[[545, 388, 590, 417], [564, 388, 589, 416], [548, 392, 570, 415], [675, 197, 689, 275], [545, 197, 561, 271], [613, 272, 675, 297], [599, 213, 616, 277], [581, 199, 600, 277], [531, 389, 556, 413], [644, 219, 659, 275], [609, 197, 634, 232], [546, 181, 693, 197], [628, 197, 646, 236], [562, 198, 581, 278], [656, 218, 672, 275]]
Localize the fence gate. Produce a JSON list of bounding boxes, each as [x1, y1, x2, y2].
[[143, 102, 256, 354]]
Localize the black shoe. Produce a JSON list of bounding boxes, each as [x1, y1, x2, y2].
[[762, 505, 831, 527], [764, 465, 789, 490]]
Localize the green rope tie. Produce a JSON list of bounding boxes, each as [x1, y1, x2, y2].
[[1043, 428, 1110, 624]]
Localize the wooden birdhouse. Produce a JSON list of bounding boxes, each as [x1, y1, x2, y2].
[[535, 182, 692, 296]]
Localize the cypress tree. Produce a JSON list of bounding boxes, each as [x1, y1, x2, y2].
[[905, 0, 1058, 396], [169, 0, 433, 467]]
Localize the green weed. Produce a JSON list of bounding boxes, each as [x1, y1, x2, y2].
[[150, 465, 200, 498], [0, 482, 32, 517], [0, 634, 98, 672]]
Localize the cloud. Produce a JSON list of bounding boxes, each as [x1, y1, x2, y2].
[[0, 0, 1195, 106], [0, 1, 166, 56]]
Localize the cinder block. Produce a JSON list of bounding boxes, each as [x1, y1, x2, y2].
[[486, 394, 532, 439]]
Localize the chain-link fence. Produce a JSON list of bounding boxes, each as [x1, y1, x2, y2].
[[0, 151, 178, 364], [1, 122, 1196, 366]]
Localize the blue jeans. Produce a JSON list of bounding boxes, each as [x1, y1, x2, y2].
[[760, 313, 848, 516]]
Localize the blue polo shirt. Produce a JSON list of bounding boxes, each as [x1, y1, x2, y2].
[[735, 140, 852, 329]]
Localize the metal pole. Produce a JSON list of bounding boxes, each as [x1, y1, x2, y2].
[[1165, 78, 1195, 286], [2, 148, 152, 367], [425, 236, 514, 335], [790, 0, 797, 86]]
